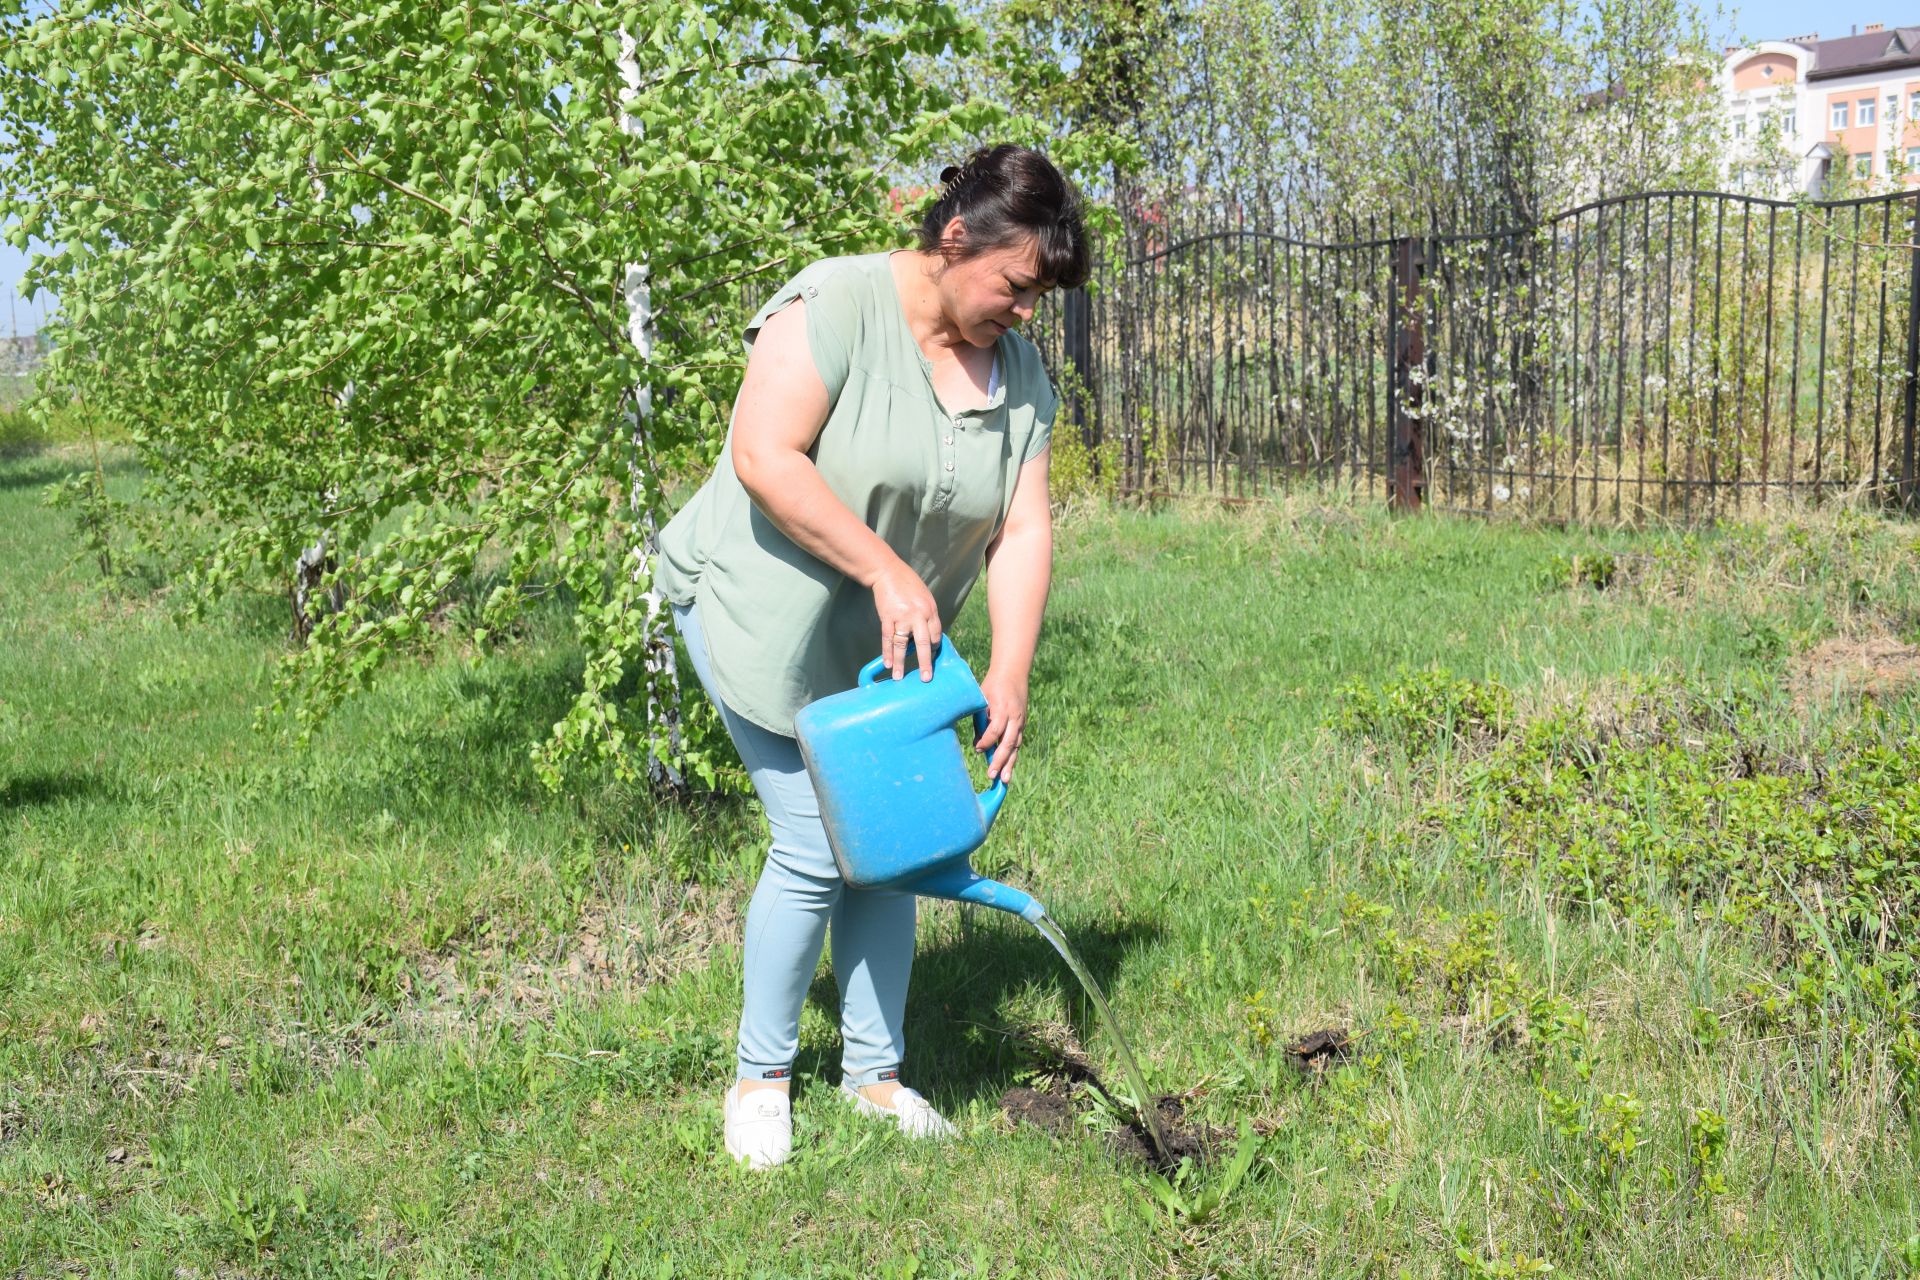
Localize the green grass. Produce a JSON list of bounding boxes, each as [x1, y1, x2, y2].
[[5, 445, 1919, 1278], [0, 392, 121, 453]]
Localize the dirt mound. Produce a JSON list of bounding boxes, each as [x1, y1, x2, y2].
[[1284, 1027, 1356, 1077], [1001, 1084, 1076, 1137], [1792, 634, 1920, 708]]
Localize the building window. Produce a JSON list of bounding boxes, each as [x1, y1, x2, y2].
[[1908, 146, 1920, 168], [1734, 118, 1747, 137], [1910, 91, 1920, 120], [1859, 98, 1876, 126], [1785, 111, 1797, 134], [1854, 152, 1872, 176], [1889, 94, 1900, 119], [1833, 101, 1850, 128]]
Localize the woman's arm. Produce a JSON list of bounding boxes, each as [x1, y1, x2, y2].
[[728, 300, 943, 681], [975, 447, 1053, 784]]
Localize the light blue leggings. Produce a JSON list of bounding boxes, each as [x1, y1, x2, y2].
[[671, 600, 917, 1088]]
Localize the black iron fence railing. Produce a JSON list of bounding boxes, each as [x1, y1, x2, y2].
[[1027, 188, 1920, 521]]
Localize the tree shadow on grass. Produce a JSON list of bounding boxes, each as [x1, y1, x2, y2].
[[294, 638, 762, 865], [0, 449, 142, 492], [296, 649, 590, 818], [793, 910, 1164, 1111], [1, 769, 107, 811]]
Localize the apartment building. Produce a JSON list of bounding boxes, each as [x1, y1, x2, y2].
[[1720, 22, 1920, 194]]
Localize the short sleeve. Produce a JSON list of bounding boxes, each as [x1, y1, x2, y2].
[[742, 264, 862, 404], [1022, 374, 1059, 464]]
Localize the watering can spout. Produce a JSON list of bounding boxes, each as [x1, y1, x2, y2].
[[906, 860, 1047, 922]]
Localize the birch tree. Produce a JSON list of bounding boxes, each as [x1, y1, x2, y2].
[[1, 0, 993, 787]]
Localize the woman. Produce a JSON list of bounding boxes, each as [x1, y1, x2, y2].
[[651, 144, 1091, 1170]]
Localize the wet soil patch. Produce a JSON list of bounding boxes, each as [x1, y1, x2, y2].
[[1001, 1077, 1230, 1172], [998, 1029, 1234, 1174], [1107, 1092, 1232, 1170]]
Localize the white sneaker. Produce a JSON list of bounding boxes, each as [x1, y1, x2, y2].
[[723, 1083, 792, 1170], [840, 1080, 957, 1140]]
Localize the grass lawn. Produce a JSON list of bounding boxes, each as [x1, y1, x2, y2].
[[4, 444, 1919, 1278]]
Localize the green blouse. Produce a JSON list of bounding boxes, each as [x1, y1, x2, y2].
[[653, 250, 1057, 737]]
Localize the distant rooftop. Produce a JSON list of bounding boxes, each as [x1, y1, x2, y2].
[[1777, 23, 1920, 80]]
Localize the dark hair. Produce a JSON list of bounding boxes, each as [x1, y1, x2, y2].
[[915, 144, 1091, 290]]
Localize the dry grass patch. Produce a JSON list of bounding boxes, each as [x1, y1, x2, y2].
[[401, 877, 747, 1031], [1790, 632, 1920, 710]]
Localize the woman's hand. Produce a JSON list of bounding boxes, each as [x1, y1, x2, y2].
[[873, 559, 941, 682], [974, 666, 1029, 785]]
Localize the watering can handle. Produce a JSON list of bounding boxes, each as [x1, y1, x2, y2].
[[857, 636, 942, 687], [972, 706, 1008, 828]]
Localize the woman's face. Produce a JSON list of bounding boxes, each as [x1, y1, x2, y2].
[[936, 226, 1052, 348]]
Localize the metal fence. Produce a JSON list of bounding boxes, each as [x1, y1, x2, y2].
[[1028, 188, 1920, 521]]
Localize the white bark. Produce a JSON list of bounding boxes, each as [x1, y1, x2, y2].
[[291, 381, 351, 644], [620, 27, 684, 788]]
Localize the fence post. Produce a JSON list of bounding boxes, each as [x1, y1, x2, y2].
[[1389, 236, 1428, 512], [1063, 285, 1095, 447], [1903, 190, 1920, 512]]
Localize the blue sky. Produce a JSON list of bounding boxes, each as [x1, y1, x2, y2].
[[2, 4, 1911, 336], [2, 235, 56, 339], [1724, 1, 1899, 45]]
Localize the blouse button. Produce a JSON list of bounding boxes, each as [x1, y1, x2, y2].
[[944, 461, 955, 472], [943, 435, 953, 445]]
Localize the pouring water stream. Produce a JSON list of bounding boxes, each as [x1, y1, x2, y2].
[[1030, 911, 1175, 1167]]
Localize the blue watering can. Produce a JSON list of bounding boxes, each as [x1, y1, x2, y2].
[[792, 637, 1047, 922]]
